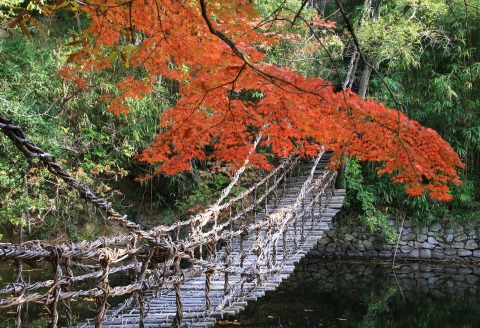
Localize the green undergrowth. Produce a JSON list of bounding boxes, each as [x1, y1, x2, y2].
[[341, 157, 480, 240]]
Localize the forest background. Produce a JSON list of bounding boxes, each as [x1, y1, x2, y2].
[[0, 0, 479, 242]]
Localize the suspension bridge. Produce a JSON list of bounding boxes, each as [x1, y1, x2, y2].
[[0, 113, 345, 327]]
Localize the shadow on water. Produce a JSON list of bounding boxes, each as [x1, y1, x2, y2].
[[218, 258, 480, 328]]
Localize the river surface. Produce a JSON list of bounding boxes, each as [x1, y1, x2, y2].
[[1, 259, 479, 327], [216, 259, 480, 328]]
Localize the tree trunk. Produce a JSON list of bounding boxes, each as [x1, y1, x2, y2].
[[358, 64, 372, 99]]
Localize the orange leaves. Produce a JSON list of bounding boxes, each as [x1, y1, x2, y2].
[[58, 65, 88, 89], [59, 0, 464, 201], [99, 76, 154, 115], [58, 66, 76, 79], [115, 76, 154, 99]]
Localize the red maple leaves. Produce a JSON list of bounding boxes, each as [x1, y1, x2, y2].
[[61, 0, 463, 201]]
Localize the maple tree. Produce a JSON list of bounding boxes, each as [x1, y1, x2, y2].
[[10, 0, 463, 201]]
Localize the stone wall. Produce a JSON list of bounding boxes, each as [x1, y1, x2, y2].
[[288, 259, 480, 298], [312, 220, 480, 261]]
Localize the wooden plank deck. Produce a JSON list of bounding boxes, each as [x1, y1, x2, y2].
[[77, 153, 345, 327]]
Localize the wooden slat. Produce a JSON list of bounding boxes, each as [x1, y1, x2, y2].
[[76, 152, 345, 328]]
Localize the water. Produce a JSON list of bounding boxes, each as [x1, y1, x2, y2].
[[1, 259, 479, 327], [218, 259, 480, 328]]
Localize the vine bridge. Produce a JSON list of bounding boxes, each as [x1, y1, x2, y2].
[[0, 113, 345, 327]]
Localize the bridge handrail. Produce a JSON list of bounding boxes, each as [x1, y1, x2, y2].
[[1, 111, 299, 253], [0, 111, 342, 328], [0, 163, 337, 310]]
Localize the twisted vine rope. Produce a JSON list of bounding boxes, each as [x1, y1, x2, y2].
[[0, 112, 339, 328]]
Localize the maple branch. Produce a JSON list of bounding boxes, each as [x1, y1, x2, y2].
[[333, 0, 404, 111], [332, 0, 424, 186], [253, 0, 289, 33], [198, 0, 329, 97], [285, 13, 350, 110], [290, 0, 309, 28]]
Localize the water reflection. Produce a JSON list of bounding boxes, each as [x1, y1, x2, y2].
[[1, 259, 479, 327], [223, 259, 480, 328]]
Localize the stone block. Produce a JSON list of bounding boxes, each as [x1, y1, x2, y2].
[[458, 267, 473, 275], [422, 242, 436, 249], [403, 233, 416, 241], [427, 236, 439, 245], [400, 246, 413, 253], [417, 277, 428, 286], [444, 234, 454, 243], [473, 250, 480, 258], [409, 249, 420, 258], [419, 249, 432, 259], [417, 234, 428, 242], [465, 275, 478, 284], [345, 273, 355, 280], [318, 245, 328, 253], [317, 238, 329, 245], [445, 249, 457, 256], [326, 243, 336, 253], [341, 241, 352, 252], [402, 227, 412, 235], [452, 274, 465, 282], [419, 262, 432, 271], [420, 227, 428, 234], [326, 262, 336, 270], [364, 240, 375, 251], [318, 269, 330, 276], [454, 234, 467, 242], [325, 230, 336, 237], [465, 240, 478, 250], [458, 249, 473, 257], [324, 283, 334, 289], [428, 276, 439, 285], [347, 250, 360, 257], [309, 249, 321, 256], [432, 251, 445, 259], [435, 243, 446, 250], [430, 222, 442, 232], [452, 242, 465, 249], [312, 273, 323, 279], [379, 250, 392, 257], [365, 250, 378, 257], [344, 233, 355, 241], [383, 244, 393, 251]]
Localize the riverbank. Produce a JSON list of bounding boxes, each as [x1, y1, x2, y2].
[[312, 219, 480, 262], [221, 258, 480, 327]]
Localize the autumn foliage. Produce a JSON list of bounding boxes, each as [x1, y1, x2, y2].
[[56, 0, 462, 201]]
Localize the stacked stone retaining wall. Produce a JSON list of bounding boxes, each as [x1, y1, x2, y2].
[[312, 220, 480, 261], [289, 259, 480, 298]]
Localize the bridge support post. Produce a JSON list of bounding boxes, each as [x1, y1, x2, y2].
[[172, 257, 183, 328]]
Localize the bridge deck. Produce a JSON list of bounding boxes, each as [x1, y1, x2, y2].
[[79, 153, 345, 327]]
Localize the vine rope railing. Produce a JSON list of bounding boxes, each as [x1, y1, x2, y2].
[[0, 111, 340, 327]]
